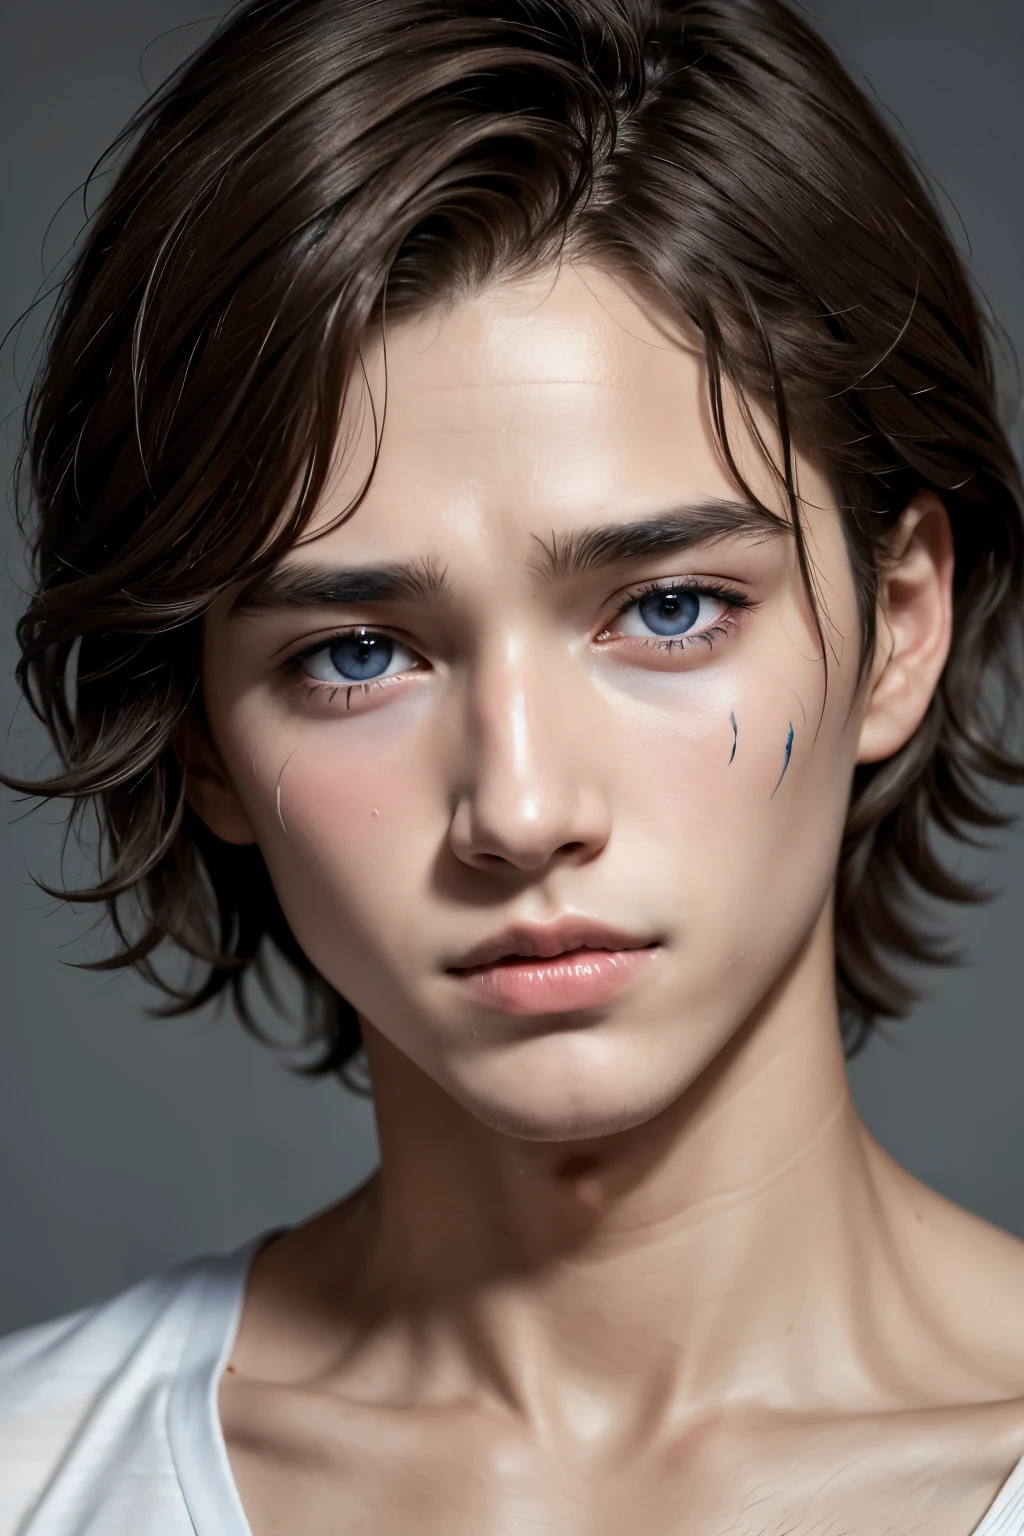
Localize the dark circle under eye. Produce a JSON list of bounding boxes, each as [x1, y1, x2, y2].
[[637, 589, 701, 637], [328, 630, 394, 680]]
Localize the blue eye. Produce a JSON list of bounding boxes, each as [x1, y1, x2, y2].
[[616, 587, 726, 640], [637, 589, 700, 636], [300, 628, 418, 684]]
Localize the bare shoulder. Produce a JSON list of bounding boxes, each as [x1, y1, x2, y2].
[[872, 1136, 1024, 1393]]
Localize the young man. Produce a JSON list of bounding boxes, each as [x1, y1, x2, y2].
[[3, 1, 1024, 1532]]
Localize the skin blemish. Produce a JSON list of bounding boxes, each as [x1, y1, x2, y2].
[[771, 723, 795, 799], [728, 711, 738, 766]]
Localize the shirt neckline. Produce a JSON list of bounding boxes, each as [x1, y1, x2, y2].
[[167, 1235, 265, 1536], [165, 1235, 1024, 1536], [977, 1451, 1024, 1536]]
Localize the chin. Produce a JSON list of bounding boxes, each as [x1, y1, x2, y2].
[[450, 1033, 689, 1143]]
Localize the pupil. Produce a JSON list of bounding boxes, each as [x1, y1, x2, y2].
[[638, 589, 700, 637], [329, 630, 393, 680]]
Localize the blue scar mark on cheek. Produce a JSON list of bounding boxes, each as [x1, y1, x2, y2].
[[728, 712, 738, 765], [771, 723, 795, 798]]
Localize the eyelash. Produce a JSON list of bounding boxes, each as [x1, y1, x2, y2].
[[598, 576, 751, 652], [284, 576, 752, 701]]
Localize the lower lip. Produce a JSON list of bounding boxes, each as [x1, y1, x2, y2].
[[450, 946, 660, 1015]]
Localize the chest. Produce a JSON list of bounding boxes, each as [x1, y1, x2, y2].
[[221, 1396, 1008, 1536]]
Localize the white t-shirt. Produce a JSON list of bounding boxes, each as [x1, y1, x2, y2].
[[2, 1236, 1024, 1536]]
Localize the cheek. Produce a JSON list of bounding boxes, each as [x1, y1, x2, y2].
[[604, 647, 857, 943], [222, 693, 441, 972], [601, 657, 808, 814]]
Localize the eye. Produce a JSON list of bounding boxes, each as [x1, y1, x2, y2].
[[614, 586, 729, 640], [299, 627, 420, 683]]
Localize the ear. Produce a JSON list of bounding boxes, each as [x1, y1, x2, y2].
[[180, 713, 258, 846], [857, 491, 954, 766]]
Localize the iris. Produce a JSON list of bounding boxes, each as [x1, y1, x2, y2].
[[328, 629, 394, 680], [637, 589, 700, 636]]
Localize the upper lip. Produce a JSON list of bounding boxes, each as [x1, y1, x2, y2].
[[448, 919, 659, 971]]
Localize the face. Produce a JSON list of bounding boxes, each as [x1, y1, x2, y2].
[[195, 265, 877, 1140]]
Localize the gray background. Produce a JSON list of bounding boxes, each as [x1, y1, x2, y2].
[[1, 0, 1021, 1336]]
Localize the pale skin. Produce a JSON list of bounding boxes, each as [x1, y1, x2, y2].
[[186, 264, 1024, 1535]]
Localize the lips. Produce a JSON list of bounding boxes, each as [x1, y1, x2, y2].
[[447, 920, 658, 972]]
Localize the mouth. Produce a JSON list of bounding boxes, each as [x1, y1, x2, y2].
[[448, 921, 658, 971], [446, 922, 662, 1016]]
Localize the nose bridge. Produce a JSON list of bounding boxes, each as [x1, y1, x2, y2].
[[488, 631, 560, 814], [451, 625, 608, 870]]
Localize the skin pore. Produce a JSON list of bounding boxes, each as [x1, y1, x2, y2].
[[187, 265, 1024, 1535]]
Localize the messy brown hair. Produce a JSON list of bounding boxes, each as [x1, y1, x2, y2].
[[6, 0, 1023, 1077]]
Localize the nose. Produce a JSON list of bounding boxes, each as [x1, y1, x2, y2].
[[447, 636, 612, 874]]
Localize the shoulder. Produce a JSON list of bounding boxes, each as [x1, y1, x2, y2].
[[0, 1254, 221, 1536], [879, 1145, 1024, 1392]]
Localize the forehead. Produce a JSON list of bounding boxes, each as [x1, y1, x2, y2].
[[307, 266, 742, 553], [301, 263, 833, 563], [375, 264, 697, 397]]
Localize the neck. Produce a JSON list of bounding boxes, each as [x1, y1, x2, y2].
[[335, 946, 912, 1426]]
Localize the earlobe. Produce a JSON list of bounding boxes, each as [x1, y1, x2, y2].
[[179, 714, 258, 846], [856, 492, 954, 766]]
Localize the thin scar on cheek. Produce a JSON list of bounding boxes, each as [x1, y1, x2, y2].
[[771, 723, 795, 799], [275, 747, 300, 834]]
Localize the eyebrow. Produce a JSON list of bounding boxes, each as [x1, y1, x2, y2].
[[529, 498, 789, 583], [230, 555, 450, 615], [229, 499, 789, 616]]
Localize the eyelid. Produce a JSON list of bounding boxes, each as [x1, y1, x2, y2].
[[604, 574, 751, 624], [284, 623, 423, 671]]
